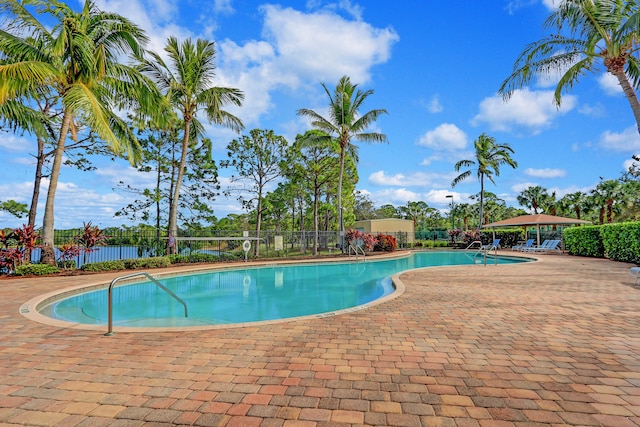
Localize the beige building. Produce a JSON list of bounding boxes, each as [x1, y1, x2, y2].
[[352, 218, 415, 245]]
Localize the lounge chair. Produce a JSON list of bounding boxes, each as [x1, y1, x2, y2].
[[512, 239, 534, 251], [525, 239, 562, 254], [521, 239, 552, 252], [480, 238, 500, 251]]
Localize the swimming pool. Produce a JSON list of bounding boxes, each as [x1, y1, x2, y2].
[[32, 251, 529, 330]]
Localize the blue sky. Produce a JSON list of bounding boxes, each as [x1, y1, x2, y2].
[[1, 0, 639, 229]]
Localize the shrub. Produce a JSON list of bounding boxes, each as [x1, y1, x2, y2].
[[600, 222, 640, 264], [122, 257, 171, 269], [57, 241, 80, 268], [184, 253, 219, 263], [345, 229, 377, 251], [14, 263, 59, 276], [168, 253, 220, 264], [81, 260, 126, 272], [374, 234, 397, 252], [57, 260, 77, 270], [563, 226, 604, 258]]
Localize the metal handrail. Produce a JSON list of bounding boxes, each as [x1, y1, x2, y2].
[[105, 272, 188, 336], [348, 244, 366, 262], [464, 240, 483, 250]]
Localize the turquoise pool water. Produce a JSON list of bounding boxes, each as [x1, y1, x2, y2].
[[40, 251, 527, 327]]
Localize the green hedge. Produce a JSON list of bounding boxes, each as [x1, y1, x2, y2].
[[14, 264, 60, 276], [563, 222, 640, 263], [81, 260, 126, 272], [122, 257, 171, 269], [600, 222, 640, 264], [81, 253, 226, 273], [563, 226, 605, 258], [168, 253, 220, 264]]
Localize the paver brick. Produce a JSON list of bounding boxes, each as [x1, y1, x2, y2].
[[2, 254, 640, 427]]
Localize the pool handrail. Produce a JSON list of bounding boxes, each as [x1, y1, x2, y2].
[[348, 243, 366, 262], [105, 271, 188, 336]]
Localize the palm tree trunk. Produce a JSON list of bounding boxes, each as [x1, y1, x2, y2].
[[25, 136, 45, 264], [609, 69, 640, 135], [313, 185, 319, 256], [28, 137, 45, 229], [337, 145, 346, 251], [40, 110, 73, 265], [479, 174, 484, 229], [255, 192, 262, 257], [168, 119, 191, 253]]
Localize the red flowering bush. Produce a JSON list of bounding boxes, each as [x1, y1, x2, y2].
[[448, 229, 463, 243], [374, 234, 397, 252], [345, 229, 378, 252], [58, 241, 81, 269], [463, 230, 481, 244], [77, 222, 107, 254], [0, 225, 41, 273]]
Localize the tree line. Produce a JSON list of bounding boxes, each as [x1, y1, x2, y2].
[[2, 0, 640, 265], [0, 0, 388, 262]]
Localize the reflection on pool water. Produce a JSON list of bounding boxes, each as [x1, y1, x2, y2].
[[39, 251, 528, 328]]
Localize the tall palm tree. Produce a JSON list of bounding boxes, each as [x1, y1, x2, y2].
[[399, 201, 429, 228], [0, 0, 159, 264], [141, 37, 244, 249], [297, 75, 388, 249], [559, 191, 587, 219], [452, 133, 518, 228], [499, 0, 640, 134], [517, 185, 550, 214], [592, 179, 623, 223]]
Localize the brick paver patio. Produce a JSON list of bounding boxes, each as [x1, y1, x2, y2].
[[1, 252, 639, 426]]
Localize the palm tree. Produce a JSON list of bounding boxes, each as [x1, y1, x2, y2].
[[592, 179, 623, 223], [559, 191, 587, 219], [0, 0, 159, 264], [452, 133, 518, 228], [517, 185, 550, 214], [499, 0, 640, 134], [141, 37, 244, 249], [452, 203, 472, 230], [297, 75, 388, 249], [399, 201, 429, 228]]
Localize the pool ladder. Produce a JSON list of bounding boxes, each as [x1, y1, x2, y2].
[[348, 244, 366, 262], [464, 241, 498, 266], [105, 272, 188, 336]]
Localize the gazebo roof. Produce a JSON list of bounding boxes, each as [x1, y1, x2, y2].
[[483, 214, 591, 228]]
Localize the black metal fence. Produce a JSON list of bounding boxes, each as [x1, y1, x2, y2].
[[30, 229, 418, 267]]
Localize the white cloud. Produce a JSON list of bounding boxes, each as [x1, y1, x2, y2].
[[213, 0, 234, 14], [368, 188, 422, 205], [368, 170, 456, 187], [506, 0, 557, 14], [542, 0, 559, 9], [260, 5, 398, 84], [511, 182, 539, 193], [0, 134, 34, 153], [98, 0, 193, 56], [473, 88, 576, 132], [427, 95, 443, 113], [420, 154, 442, 166], [598, 73, 623, 96], [417, 123, 467, 151], [623, 155, 640, 172], [217, 5, 398, 125], [578, 102, 606, 118], [94, 165, 157, 187], [524, 168, 567, 178], [599, 125, 640, 152]]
